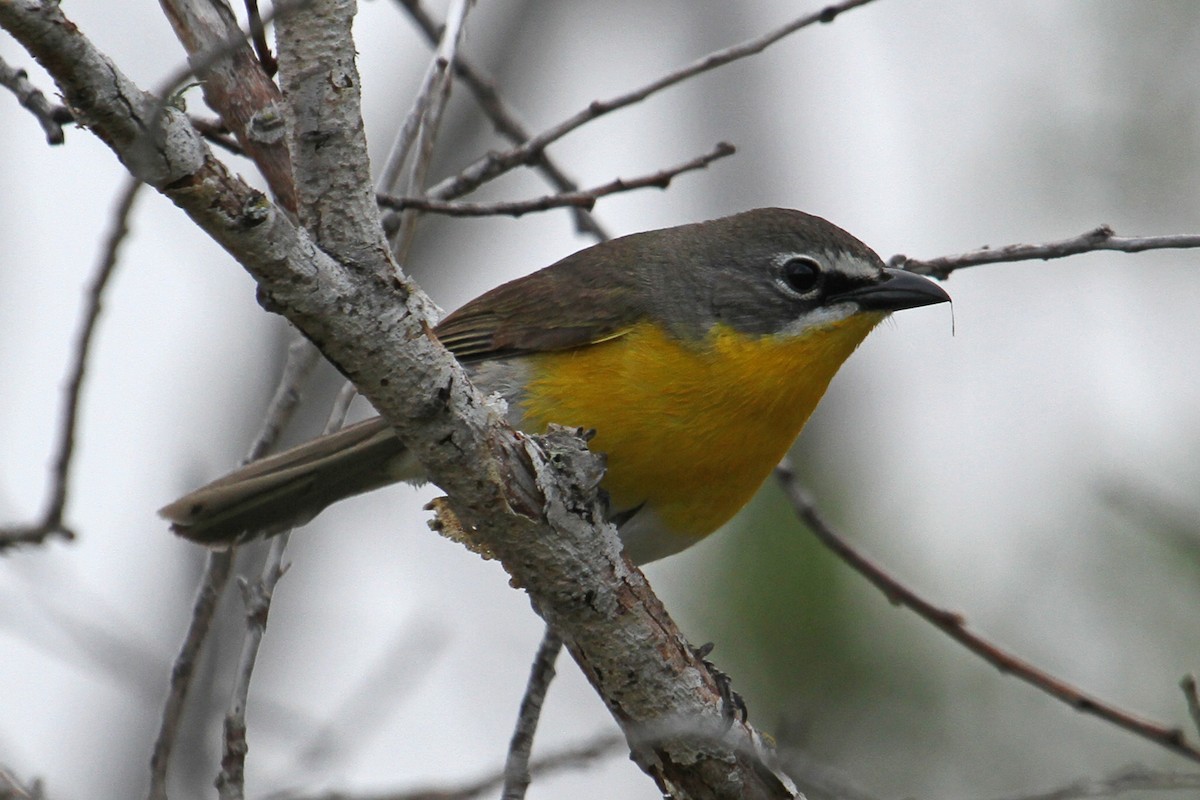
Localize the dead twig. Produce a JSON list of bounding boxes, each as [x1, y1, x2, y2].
[[422, 0, 880, 203], [378, 141, 735, 219], [148, 335, 322, 800], [147, 550, 235, 800], [891, 225, 1200, 280], [0, 176, 142, 551], [500, 625, 564, 800], [242, 0, 277, 75], [392, 0, 608, 240], [379, 0, 474, 261], [218, 347, 372, 799], [774, 460, 1200, 766], [216, 533, 291, 800], [0, 53, 72, 144]]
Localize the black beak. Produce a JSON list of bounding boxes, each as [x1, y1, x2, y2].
[[833, 268, 950, 312]]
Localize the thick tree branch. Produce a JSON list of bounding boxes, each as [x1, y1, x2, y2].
[[274, 0, 395, 271], [0, 2, 795, 795]]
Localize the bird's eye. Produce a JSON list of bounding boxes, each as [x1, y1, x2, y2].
[[780, 256, 823, 296]]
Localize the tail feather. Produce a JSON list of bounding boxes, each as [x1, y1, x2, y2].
[[160, 416, 419, 547]]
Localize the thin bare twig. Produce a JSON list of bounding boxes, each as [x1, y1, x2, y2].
[[501, 625, 564, 800], [378, 141, 736, 219], [376, 0, 471, 192], [0, 176, 142, 552], [392, 0, 608, 240], [218, 347, 369, 799], [380, 0, 473, 261], [242, 0, 277, 75], [46, 176, 140, 520], [148, 333, 321, 800], [147, 549, 235, 800], [216, 533, 291, 800], [0, 522, 72, 550], [773, 460, 1200, 766], [423, 0, 879, 203], [0, 53, 72, 144], [891, 225, 1200, 280]]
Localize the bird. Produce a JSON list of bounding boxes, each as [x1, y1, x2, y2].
[[160, 207, 949, 564]]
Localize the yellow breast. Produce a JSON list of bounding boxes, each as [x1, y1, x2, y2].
[[517, 315, 883, 549]]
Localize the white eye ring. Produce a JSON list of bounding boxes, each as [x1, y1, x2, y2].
[[777, 254, 824, 297]]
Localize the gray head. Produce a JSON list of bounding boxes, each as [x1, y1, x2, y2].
[[612, 207, 947, 340]]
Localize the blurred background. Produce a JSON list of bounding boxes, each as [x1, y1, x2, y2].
[[3, 1, 1200, 798]]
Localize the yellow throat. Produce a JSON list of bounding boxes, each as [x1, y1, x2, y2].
[[518, 314, 885, 547]]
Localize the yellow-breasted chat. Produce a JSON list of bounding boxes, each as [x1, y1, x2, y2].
[[160, 208, 949, 563]]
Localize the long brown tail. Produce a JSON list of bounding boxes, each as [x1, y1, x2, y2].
[[159, 416, 420, 547]]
